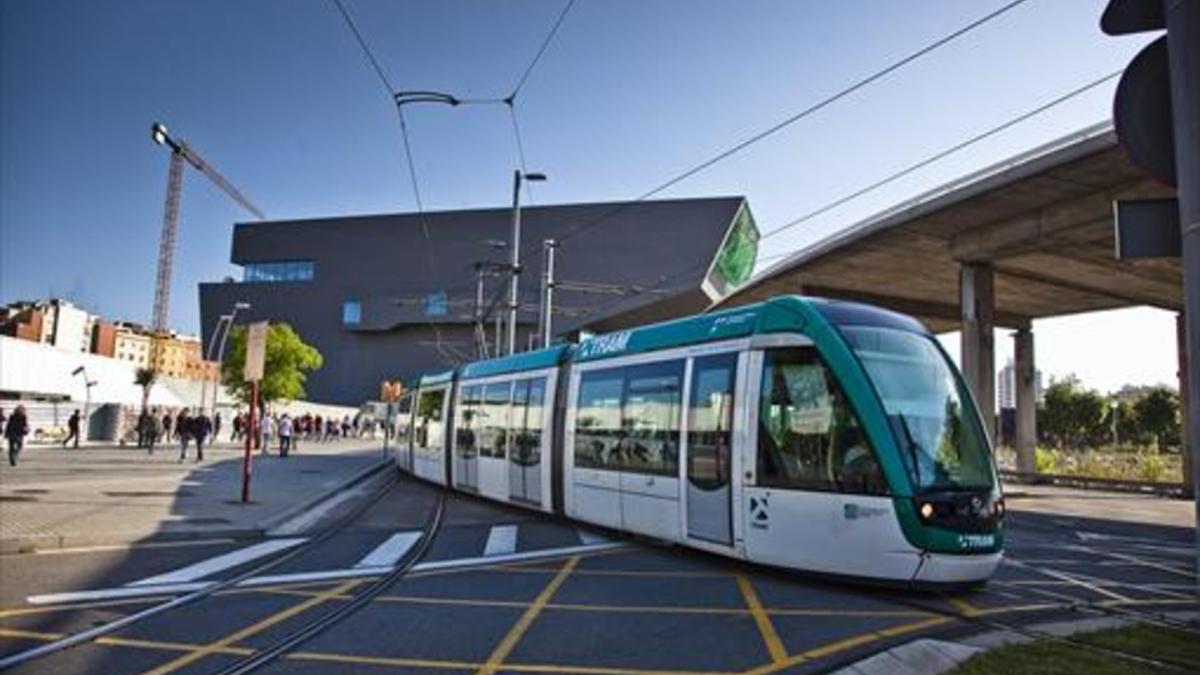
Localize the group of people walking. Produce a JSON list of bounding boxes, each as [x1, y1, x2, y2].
[[136, 408, 218, 462]]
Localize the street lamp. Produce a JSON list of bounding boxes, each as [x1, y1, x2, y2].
[[204, 301, 250, 420], [71, 366, 97, 442], [508, 170, 547, 355]]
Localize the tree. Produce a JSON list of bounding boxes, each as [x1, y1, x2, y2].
[[135, 367, 157, 413], [219, 323, 323, 404], [1133, 386, 1181, 451], [1038, 375, 1107, 449]]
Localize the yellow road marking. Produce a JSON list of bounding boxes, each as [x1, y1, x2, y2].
[[742, 615, 953, 675], [0, 596, 171, 619], [477, 555, 579, 675], [138, 579, 362, 675], [735, 574, 787, 664], [288, 650, 480, 670], [0, 538, 236, 558], [0, 627, 61, 641], [946, 595, 981, 617], [497, 565, 731, 578]]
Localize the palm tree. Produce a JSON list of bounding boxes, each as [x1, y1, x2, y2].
[[135, 367, 157, 414]]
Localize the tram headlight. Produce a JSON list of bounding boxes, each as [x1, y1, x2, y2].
[[919, 502, 935, 521]]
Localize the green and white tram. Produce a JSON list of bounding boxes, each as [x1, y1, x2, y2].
[[395, 295, 1004, 585]]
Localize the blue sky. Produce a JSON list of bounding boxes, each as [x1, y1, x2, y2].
[[0, 0, 1176, 393]]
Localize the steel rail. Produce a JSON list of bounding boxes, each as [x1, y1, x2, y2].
[[0, 464, 399, 671], [211, 490, 448, 674]]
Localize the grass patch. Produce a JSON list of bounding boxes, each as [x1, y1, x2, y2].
[[951, 623, 1200, 675]]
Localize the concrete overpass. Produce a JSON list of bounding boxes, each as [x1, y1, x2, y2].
[[718, 122, 1186, 484]]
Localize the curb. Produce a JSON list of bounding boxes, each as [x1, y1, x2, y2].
[[255, 455, 393, 533], [0, 454, 394, 555]]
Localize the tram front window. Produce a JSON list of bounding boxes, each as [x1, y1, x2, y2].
[[839, 326, 994, 492]]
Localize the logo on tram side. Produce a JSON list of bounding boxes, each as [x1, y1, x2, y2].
[[708, 312, 755, 334], [958, 534, 996, 550], [749, 494, 770, 529], [578, 330, 633, 358]]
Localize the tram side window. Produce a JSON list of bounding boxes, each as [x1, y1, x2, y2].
[[457, 385, 480, 458], [416, 389, 445, 453], [757, 348, 887, 495], [480, 382, 512, 459], [575, 369, 624, 470], [622, 361, 683, 477]]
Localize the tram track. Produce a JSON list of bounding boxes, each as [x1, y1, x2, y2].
[[211, 489, 447, 674], [0, 466, 403, 672]]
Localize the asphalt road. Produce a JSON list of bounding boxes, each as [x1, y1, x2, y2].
[[1, 475, 1196, 675]]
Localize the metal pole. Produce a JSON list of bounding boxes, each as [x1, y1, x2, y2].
[[495, 311, 503, 357], [200, 316, 227, 416], [474, 264, 487, 360], [542, 239, 557, 348], [508, 170, 522, 356], [242, 381, 257, 503], [1164, 0, 1200, 580]]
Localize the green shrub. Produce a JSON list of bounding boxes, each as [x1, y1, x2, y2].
[[1035, 447, 1059, 474], [1136, 450, 1167, 483]]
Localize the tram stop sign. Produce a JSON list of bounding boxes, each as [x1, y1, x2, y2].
[[244, 321, 268, 382]]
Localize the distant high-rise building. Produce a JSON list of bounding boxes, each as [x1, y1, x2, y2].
[[997, 357, 1043, 410]]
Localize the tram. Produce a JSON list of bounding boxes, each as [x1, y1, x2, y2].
[[392, 295, 1004, 585]]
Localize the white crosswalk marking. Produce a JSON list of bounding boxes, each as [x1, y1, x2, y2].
[[354, 531, 422, 569], [484, 524, 518, 557], [126, 538, 306, 587]]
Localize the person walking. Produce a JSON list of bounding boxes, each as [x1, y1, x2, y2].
[[5, 405, 29, 466], [193, 412, 211, 462], [177, 410, 191, 462], [278, 413, 293, 457], [261, 415, 273, 455], [213, 412, 222, 444], [231, 412, 243, 443], [63, 409, 81, 449], [161, 411, 173, 443]]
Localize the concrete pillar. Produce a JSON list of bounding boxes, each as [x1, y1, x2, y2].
[[960, 263, 996, 444], [1014, 327, 1037, 474], [1180, 313, 1194, 497]]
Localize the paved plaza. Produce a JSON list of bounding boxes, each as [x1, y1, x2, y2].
[[0, 469, 1195, 674]]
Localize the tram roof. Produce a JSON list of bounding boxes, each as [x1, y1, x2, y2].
[[458, 345, 572, 381]]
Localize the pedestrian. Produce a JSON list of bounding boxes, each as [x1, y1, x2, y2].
[[232, 412, 243, 442], [352, 412, 362, 438], [341, 415, 351, 439], [213, 412, 222, 442], [278, 413, 293, 457], [0, 408, 7, 437], [261, 415, 273, 454], [313, 414, 323, 442], [63, 409, 81, 448], [161, 411, 173, 443], [193, 412, 211, 462], [5, 405, 29, 466], [177, 410, 191, 462], [141, 409, 159, 453]]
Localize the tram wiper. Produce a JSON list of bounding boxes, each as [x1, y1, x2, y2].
[[894, 414, 924, 488]]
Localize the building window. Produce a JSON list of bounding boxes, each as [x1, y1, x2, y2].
[[343, 300, 361, 325], [243, 260, 314, 283]]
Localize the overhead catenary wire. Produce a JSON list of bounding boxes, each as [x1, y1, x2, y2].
[[330, 0, 460, 361], [506, 0, 1033, 268], [508, 0, 577, 100], [757, 69, 1122, 242], [580, 69, 1122, 323]]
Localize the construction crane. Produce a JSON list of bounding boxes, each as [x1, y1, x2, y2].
[[148, 122, 264, 366]]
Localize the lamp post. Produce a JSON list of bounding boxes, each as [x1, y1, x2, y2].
[[508, 170, 546, 355], [71, 366, 96, 442], [208, 301, 250, 420], [1111, 400, 1120, 447]]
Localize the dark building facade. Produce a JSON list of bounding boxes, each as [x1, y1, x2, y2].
[[199, 196, 758, 405]]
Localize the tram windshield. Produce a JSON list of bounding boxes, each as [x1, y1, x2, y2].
[[839, 326, 994, 492]]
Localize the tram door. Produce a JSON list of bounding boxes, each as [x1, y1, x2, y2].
[[477, 382, 512, 501], [686, 353, 737, 545], [455, 385, 480, 491], [509, 378, 545, 504]]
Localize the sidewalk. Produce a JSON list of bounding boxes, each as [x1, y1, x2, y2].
[[0, 437, 393, 553]]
